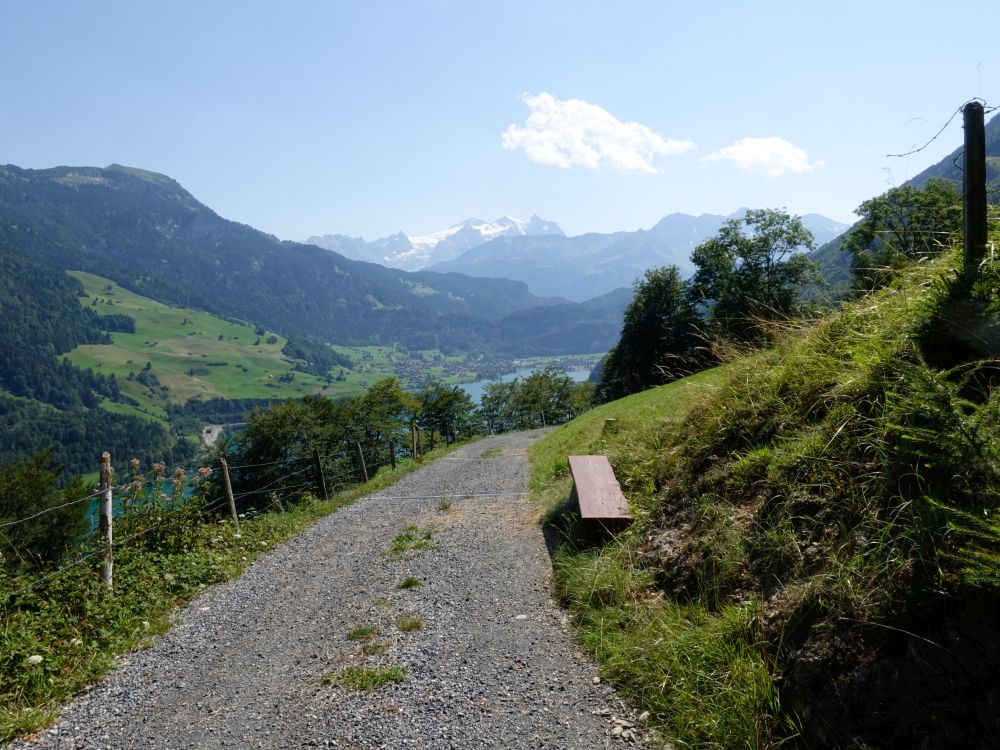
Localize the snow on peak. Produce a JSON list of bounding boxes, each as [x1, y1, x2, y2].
[[309, 214, 563, 271]]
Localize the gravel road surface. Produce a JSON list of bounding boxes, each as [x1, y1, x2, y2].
[[12, 431, 646, 749]]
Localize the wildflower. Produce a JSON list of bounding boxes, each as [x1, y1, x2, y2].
[[26, 655, 43, 666], [69, 638, 83, 647]]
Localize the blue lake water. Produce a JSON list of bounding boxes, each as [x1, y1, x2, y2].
[[459, 367, 592, 403]]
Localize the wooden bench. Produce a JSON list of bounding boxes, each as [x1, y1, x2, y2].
[[568, 455, 632, 525]]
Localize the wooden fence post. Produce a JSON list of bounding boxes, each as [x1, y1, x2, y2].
[[388, 440, 396, 470], [313, 447, 329, 501], [964, 101, 988, 280], [356, 442, 369, 482], [411, 422, 418, 458], [218, 457, 239, 524], [98, 452, 113, 592]]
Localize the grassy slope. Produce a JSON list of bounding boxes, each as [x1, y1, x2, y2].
[[530, 367, 729, 505], [64, 272, 409, 420], [530, 251, 1000, 749]]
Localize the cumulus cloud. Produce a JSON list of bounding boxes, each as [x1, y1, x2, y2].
[[703, 137, 823, 177], [502, 92, 695, 173]]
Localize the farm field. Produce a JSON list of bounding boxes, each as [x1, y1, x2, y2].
[[65, 272, 382, 418]]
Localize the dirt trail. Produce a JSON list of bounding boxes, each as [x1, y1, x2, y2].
[[13, 431, 644, 749]]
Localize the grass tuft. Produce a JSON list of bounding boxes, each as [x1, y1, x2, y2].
[[385, 525, 437, 560], [322, 665, 406, 691], [346, 624, 377, 641], [396, 614, 424, 632]]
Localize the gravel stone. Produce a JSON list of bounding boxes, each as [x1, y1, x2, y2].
[[10, 431, 645, 749]]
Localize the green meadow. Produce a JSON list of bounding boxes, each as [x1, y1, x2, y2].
[[65, 272, 394, 417]]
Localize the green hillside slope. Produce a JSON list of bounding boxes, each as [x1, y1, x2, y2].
[[0, 163, 624, 356], [65, 271, 349, 419], [532, 250, 1000, 749]]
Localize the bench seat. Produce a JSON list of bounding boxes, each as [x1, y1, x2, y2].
[[568, 455, 632, 523]]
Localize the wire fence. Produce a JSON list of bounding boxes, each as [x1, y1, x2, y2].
[[0, 433, 440, 598]]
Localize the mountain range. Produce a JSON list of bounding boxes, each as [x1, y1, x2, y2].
[[307, 215, 564, 271], [0, 164, 622, 357], [427, 211, 849, 302]]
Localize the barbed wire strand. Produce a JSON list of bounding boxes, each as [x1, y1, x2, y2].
[[885, 100, 992, 159], [230, 465, 314, 500], [0, 488, 102, 530], [232, 480, 316, 504], [226, 455, 306, 471]]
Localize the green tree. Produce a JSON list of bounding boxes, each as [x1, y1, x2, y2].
[[356, 377, 419, 467], [598, 266, 703, 401], [844, 178, 962, 292], [689, 209, 819, 342], [0, 451, 91, 571], [233, 395, 351, 502], [479, 368, 590, 432], [418, 383, 479, 446], [479, 381, 519, 434], [513, 367, 576, 428]]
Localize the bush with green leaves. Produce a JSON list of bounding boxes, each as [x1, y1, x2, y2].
[[0, 451, 90, 572]]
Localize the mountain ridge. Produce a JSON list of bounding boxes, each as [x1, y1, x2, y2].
[[428, 210, 848, 302], [0, 164, 622, 357], [307, 214, 565, 270]]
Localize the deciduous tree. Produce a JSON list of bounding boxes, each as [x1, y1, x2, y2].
[[597, 266, 703, 401], [689, 208, 819, 341], [844, 178, 961, 292]]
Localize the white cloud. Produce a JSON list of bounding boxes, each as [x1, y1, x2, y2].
[[703, 137, 823, 177], [502, 92, 695, 173]]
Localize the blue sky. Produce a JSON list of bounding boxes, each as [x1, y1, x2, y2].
[[2, 1, 997, 241]]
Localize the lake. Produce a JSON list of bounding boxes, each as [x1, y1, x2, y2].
[[459, 366, 592, 403]]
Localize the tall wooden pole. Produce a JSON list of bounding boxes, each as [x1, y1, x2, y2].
[[963, 101, 988, 280], [219, 457, 239, 524], [388, 440, 396, 470], [98, 452, 113, 591]]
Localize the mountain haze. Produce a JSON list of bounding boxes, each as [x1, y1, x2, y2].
[[307, 215, 564, 271], [429, 210, 848, 302]]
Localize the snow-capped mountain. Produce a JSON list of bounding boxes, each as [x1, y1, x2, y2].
[[428, 210, 850, 302], [306, 215, 564, 271]]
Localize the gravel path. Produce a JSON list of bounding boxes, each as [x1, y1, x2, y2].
[[13, 431, 646, 749]]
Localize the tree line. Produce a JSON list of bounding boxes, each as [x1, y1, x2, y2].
[[0, 366, 593, 572], [219, 368, 594, 509]]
